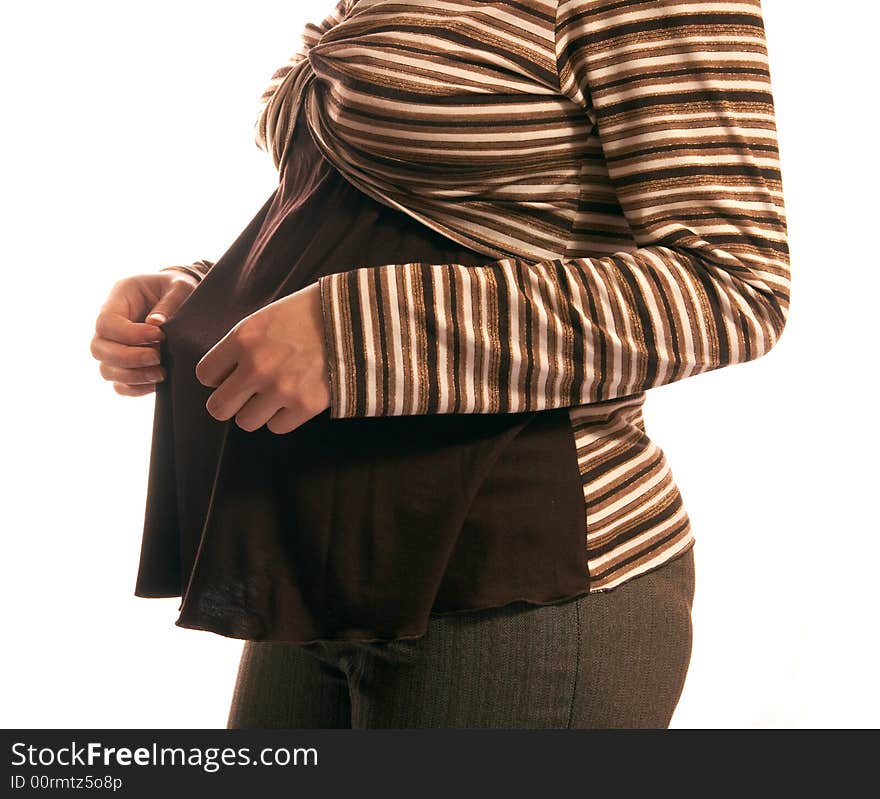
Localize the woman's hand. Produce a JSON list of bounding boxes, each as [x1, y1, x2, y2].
[[195, 281, 331, 434], [91, 270, 199, 396]]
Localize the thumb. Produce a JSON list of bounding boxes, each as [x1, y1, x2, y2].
[[145, 282, 195, 325]]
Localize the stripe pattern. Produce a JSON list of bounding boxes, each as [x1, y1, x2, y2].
[[253, 0, 357, 169], [200, 0, 791, 593]]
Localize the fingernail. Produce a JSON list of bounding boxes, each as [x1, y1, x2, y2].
[[146, 313, 167, 324]]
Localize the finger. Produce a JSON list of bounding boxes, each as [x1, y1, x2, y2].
[[204, 363, 257, 421], [91, 337, 162, 369], [233, 391, 285, 432], [195, 336, 239, 388], [146, 280, 198, 325], [95, 310, 165, 346], [113, 381, 157, 397], [265, 405, 312, 435], [99, 362, 165, 385]]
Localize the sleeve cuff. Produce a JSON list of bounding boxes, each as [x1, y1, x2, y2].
[[318, 262, 450, 419], [318, 271, 357, 418]]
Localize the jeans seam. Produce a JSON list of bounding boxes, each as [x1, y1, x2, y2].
[[566, 599, 581, 729]]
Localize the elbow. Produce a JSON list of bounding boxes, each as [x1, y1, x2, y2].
[[729, 243, 791, 366], [745, 285, 791, 365], [770, 296, 791, 352]]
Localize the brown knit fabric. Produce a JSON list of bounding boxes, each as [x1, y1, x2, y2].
[[136, 111, 590, 643]]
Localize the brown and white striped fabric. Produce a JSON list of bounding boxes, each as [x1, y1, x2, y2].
[[185, 0, 791, 592]]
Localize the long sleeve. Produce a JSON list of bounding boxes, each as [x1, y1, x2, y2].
[[317, 0, 790, 418]]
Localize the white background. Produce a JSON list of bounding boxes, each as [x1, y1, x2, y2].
[[1, 1, 876, 729]]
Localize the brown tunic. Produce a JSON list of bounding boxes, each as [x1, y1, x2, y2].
[[135, 112, 589, 644]]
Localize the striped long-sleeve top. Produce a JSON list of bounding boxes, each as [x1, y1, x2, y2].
[[171, 0, 790, 592]]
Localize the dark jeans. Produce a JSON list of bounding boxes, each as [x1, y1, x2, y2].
[[226, 546, 695, 729]]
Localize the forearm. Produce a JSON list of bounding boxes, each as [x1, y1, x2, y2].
[[318, 244, 788, 417]]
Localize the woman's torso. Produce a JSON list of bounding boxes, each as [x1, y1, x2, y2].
[[136, 111, 589, 644]]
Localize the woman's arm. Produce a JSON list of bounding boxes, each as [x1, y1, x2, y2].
[[317, 0, 791, 418]]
